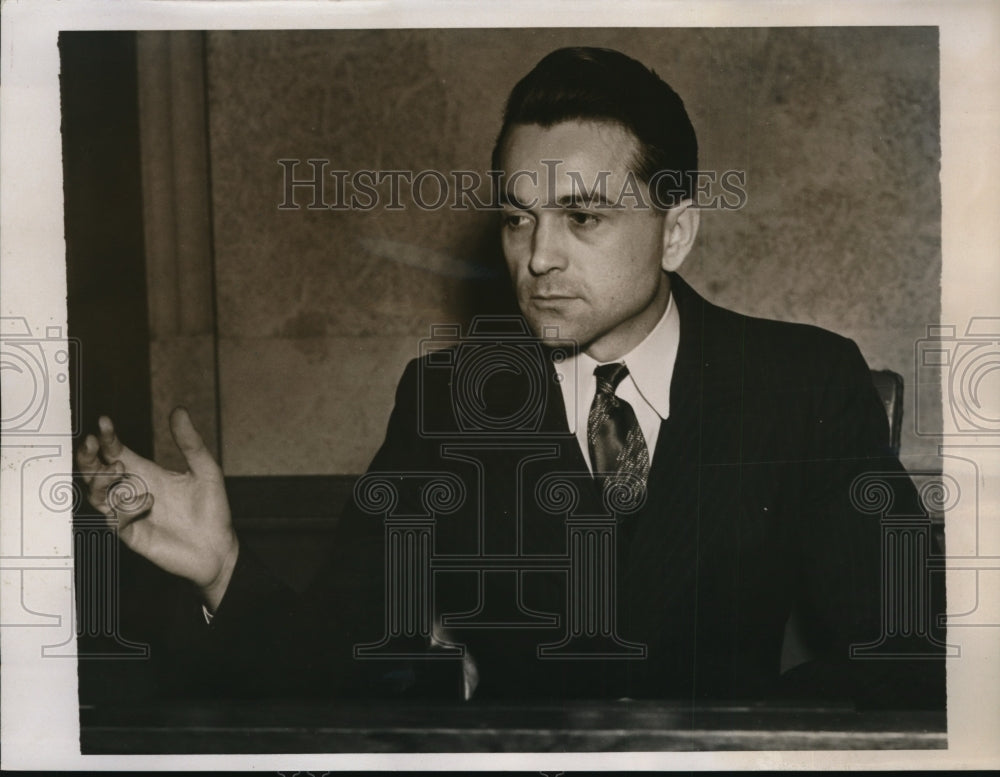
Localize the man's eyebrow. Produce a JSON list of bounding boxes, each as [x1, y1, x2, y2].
[[498, 190, 617, 209], [554, 191, 616, 208]]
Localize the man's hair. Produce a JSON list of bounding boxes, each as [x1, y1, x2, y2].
[[491, 46, 699, 205]]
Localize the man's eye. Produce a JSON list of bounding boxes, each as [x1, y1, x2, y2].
[[568, 211, 600, 227], [503, 213, 531, 229]]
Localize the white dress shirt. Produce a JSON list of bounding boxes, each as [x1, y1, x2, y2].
[[554, 293, 680, 472]]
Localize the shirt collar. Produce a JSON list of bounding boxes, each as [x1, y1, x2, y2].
[[620, 291, 678, 419]]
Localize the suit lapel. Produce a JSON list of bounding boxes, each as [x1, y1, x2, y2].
[[616, 275, 747, 649]]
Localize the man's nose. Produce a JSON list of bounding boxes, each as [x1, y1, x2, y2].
[[527, 217, 567, 275]]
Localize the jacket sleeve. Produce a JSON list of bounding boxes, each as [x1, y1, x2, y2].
[[779, 337, 946, 709], [173, 357, 464, 699]]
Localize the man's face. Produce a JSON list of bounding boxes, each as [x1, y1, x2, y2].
[[498, 120, 671, 363]]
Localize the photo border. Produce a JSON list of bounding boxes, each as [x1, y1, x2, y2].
[[2, 0, 998, 771]]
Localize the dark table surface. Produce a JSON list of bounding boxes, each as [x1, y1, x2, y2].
[[80, 699, 946, 753]]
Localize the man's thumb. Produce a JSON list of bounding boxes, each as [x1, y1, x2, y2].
[[169, 407, 218, 475]]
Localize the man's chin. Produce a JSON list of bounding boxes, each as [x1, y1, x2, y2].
[[523, 318, 583, 351]]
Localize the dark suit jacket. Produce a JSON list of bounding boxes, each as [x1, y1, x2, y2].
[[189, 274, 944, 708]]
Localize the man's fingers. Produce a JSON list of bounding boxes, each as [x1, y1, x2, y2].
[[107, 475, 154, 523], [169, 407, 218, 477], [89, 459, 127, 505], [77, 440, 126, 515], [76, 435, 100, 485], [97, 415, 125, 462], [96, 415, 152, 474]]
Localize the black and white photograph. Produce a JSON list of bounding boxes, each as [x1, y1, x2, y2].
[[1, 0, 998, 771]]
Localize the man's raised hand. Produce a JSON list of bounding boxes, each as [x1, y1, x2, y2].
[[75, 407, 239, 611]]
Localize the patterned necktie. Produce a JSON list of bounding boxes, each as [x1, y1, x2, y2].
[[587, 363, 650, 501]]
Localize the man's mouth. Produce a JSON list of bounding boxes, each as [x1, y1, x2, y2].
[[530, 293, 576, 301]]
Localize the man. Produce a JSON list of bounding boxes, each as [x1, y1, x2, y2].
[[77, 47, 944, 706]]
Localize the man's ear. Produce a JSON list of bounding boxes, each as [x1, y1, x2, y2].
[[660, 199, 699, 272]]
